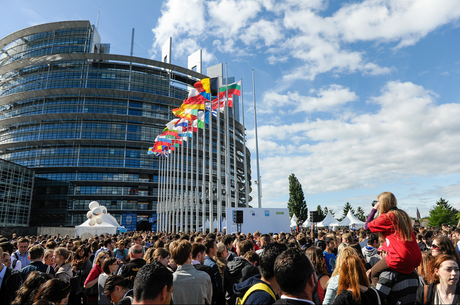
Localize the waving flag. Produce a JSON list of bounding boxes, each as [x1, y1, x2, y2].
[[182, 88, 207, 110], [218, 80, 241, 97]]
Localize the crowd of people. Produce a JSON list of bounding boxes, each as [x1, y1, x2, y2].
[[0, 191, 460, 304]]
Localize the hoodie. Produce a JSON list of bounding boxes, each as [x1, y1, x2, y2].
[[233, 274, 277, 305], [223, 257, 260, 305], [361, 246, 380, 267]]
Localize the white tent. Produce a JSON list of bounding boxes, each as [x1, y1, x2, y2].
[[301, 216, 310, 228], [338, 210, 366, 229], [213, 218, 218, 229], [290, 214, 298, 228], [317, 213, 339, 228], [75, 213, 121, 238]]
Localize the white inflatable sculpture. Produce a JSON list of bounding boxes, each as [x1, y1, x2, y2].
[[86, 201, 108, 226]]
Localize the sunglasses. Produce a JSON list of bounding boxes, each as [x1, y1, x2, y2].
[[432, 244, 441, 250]]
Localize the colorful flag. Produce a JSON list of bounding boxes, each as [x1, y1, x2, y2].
[[211, 94, 233, 111], [172, 107, 196, 121], [194, 77, 218, 95], [181, 88, 207, 110], [219, 80, 241, 97]]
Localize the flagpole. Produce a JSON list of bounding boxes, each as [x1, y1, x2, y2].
[[195, 124, 199, 233], [225, 64, 231, 228], [165, 150, 170, 232], [201, 110, 206, 233], [216, 79, 222, 234], [157, 156, 162, 231], [168, 150, 173, 232], [184, 123, 189, 233], [241, 79, 249, 208], [173, 150, 177, 232], [208, 99, 214, 234], [190, 125, 195, 233], [179, 134, 184, 232], [232, 80, 238, 209], [252, 69, 262, 208]]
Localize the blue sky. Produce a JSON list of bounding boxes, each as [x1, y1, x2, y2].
[[2, 0, 460, 219]]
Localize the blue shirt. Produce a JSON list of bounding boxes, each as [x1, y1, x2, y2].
[[0, 264, 6, 289], [323, 251, 336, 274], [13, 250, 30, 267]]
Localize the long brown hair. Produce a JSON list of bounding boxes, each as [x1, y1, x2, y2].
[[306, 246, 330, 276], [433, 236, 460, 266], [429, 254, 458, 284], [337, 255, 369, 303], [378, 192, 413, 241], [417, 252, 434, 285]]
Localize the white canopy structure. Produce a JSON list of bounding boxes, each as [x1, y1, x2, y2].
[[301, 215, 311, 228], [290, 214, 298, 228], [338, 210, 366, 228], [75, 213, 121, 238], [316, 213, 339, 228]]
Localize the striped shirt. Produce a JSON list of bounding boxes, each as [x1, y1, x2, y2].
[[376, 270, 419, 305]]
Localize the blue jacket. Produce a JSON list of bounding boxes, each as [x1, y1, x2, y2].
[[204, 256, 223, 294], [233, 274, 277, 305], [20, 261, 55, 280]]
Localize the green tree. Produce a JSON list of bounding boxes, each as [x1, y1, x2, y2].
[[316, 205, 326, 222], [338, 202, 355, 221], [428, 198, 458, 227], [323, 206, 335, 218], [287, 174, 308, 220], [355, 207, 367, 222]]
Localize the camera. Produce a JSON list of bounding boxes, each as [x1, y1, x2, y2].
[[372, 200, 378, 207]]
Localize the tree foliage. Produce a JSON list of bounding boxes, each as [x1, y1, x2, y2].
[[316, 205, 326, 222], [428, 198, 458, 227], [355, 207, 367, 222], [337, 202, 355, 221], [323, 206, 335, 218], [287, 174, 308, 220]]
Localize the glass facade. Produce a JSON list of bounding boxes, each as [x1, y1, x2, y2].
[[0, 159, 34, 227], [0, 21, 250, 230]]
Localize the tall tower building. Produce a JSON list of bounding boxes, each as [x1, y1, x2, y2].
[[0, 21, 251, 230]]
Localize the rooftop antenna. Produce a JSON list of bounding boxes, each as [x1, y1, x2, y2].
[[130, 28, 135, 57], [96, 5, 100, 29]]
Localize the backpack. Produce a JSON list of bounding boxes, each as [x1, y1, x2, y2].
[[12, 252, 19, 269], [237, 283, 276, 305]]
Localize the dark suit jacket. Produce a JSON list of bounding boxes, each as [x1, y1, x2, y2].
[[194, 263, 222, 304], [0, 267, 23, 304]]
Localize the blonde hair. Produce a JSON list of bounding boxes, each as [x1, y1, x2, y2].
[[54, 247, 73, 265], [330, 246, 358, 278], [378, 192, 413, 242]]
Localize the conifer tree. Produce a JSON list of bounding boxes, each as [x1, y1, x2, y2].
[[287, 174, 308, 220]]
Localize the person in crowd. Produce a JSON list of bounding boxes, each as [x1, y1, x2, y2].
[[223, 235, 237, 261], [13, 237, 31, 267], [374, 249, 419, 305], [452, 228, 460, 256], [0, 241, 22, 270], [21, 245, 55, 279], [273, 247, 316, 305], [204, 238, 224, 302], [361, 233, 380, 267], [224, 239, 261, 305], [54, 247, 73, 283], [2, 251, 11, 268], [98, 257, 119, 305], [43, 249, 55, 271], [323, 246, 358, 305], [216, 242, 228, 277], [103, 275, 134, 305], [416, 254, 460, 304], [0, 247, 23, 304], [132, 262, 173, 304], [191, 243, 219, 304], [365, 192, 422, 286], [431, 235, 460, 265], [323, 237, 336, 274], [12, 271, 53, 305], [306, 246, 330, 304], [333, 255, 380, 305], [114, 240, 128, 263], [85, 251, 109, 305], [170, 239, 212, 304], [66, 241, 75, 255], [234, 243, 287, 305], [70, 245, 92, 304], [119, 244, 146, 278], [315, 231, 327, 251], [417, 252, 434, 286], [93, 238, 115, 266], [33, 278, 71, 305], [421, 231, 433, 250], [243, 251, 260, 267]]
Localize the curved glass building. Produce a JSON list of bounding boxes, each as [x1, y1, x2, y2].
[[0, 21, 251, 231]]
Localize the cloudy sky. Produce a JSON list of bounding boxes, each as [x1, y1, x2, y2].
[[2, 0, 460, 218]]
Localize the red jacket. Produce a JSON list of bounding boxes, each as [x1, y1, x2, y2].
[[368, 212, 421, 274]]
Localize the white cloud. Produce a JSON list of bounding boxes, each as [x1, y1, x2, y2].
[[240, 19, 284, 47], [249, 81, 460, 200], [260, 85, 358, 113]]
